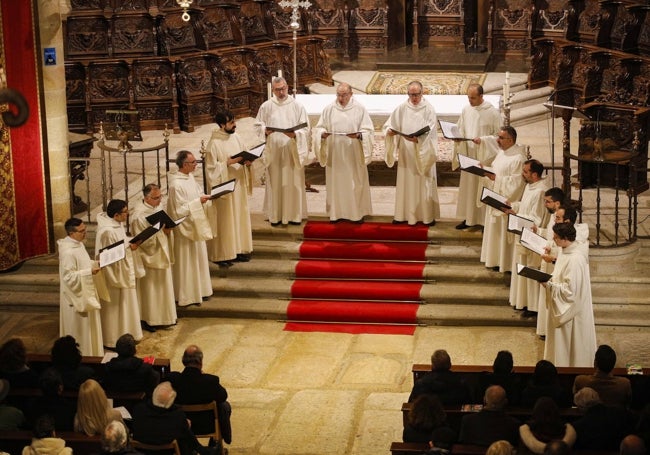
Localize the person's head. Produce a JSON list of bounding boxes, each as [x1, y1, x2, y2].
[[336, 83, 353, 107], [143, 183, 163, 208], [215, 109, 236, 134], [530, 397, 565, 440], [39, 368, 64, 397], [77, 379, 112, 435], [573, 387, 601, 410], [175, 150, 198, 174], [486, 440, 515, 455], [182, 344, 203, 369], [620, 435, 646, 455], [553, 222, 576, 247], [431, 350, 452, 371], [484, 385, 508, 410], [544, 440, 571, 455], [594, 344, 617, 373], [65, 217, 88, 242], [523, 159, 544, 184], [152, 381, 177, 409], [33, 414, 56, 439], [106, 199, 128, 223], [493, 350, 514, 375], [467, 83, 484, 107], [51, 335, 83, 369], [532, 360, 559, 385], [272, 76, 289, 101], [555, 204, 578, 225], [544, 188, 565, 215], [407, 81, 424, 106], [408, 394, 447, 431], [101, 420, 130, 453], [115, 333, 136, 357], [497, 126, 517, 150], [0, 337, 28, 372]]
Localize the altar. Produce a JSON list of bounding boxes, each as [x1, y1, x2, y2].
[[295, 94, 501, 129]]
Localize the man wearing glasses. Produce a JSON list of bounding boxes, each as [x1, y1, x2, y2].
[[167, 151, 214, 307], [382, 80, 440, 226]]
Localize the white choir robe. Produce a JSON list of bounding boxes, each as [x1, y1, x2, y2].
[[167, 170, 214, 306], [255, 96, 309, 224], [479, 139, 527, 272], [130, 201, 177, 326], [58, 236, 104, 356], [452, 101, 501, 226], [313, 97, 374, 221], [205, 128, 253, 261], [383, 98, 440, 225], [509, 178, 550, 310], [95, 213, 143, 348], [544, 241, 597, 367]]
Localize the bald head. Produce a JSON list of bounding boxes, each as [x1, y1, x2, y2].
[[336, 83, 353, 107], [484, 385, 507, 410], [152, 381, 177, 409], [182, 344, 203, 368], [620, 435, 646, 455]]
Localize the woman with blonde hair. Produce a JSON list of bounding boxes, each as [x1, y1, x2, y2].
[[74, 379, 123, 436]]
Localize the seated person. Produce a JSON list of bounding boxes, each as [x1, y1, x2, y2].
[[620, 435, 646, 455], [0, 338, 39, 391], [486, 440, 516, 455], [99, 420, 140, 455], [103, 334, 159, 396], [74, 379, 123, 436], [519, 397, 576, 454], [131, 381, 217, 455], [50, 336, 95, 391], [521, 360, 572, 408], [25, 368, 76, 431], [409, 349, 470, 405], [459, 385, 520, 447], [0, 378, 25, 430], [403, 394, 456, 445], [477, 350, 522, 405], [22, 414, 72, 455], [573, 344, 632, 408]]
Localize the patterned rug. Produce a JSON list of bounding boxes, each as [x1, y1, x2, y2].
[[366, 72, 487, 95]]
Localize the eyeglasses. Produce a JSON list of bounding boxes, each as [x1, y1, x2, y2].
[[408, 92, 422, 97], [185, 160, 197, 165], [74, 228, 87, 234], [497, 135, 511, 140]]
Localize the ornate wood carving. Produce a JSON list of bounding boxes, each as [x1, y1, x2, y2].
[[487, 0, 532, 58]]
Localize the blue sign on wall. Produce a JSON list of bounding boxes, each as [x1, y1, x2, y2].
[[44, 48, 56, 66]]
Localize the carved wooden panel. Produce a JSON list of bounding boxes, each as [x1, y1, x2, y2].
[[416, 0, 465, 47], [158, 12, 199, 54], [309, 8, 348, 59], [639, 12, 650, 56], [70, 0, 104, 10], [532, 0, 570, 39], [349, 7, 388, 58], [239, 0, 275, 44], [199, 5, 241, 48], [111, 14, 157, 56], [88, 62, 131, 104], [65, 16, 110, 59], [489, 0, 532, 58], [65, 62, 89, 133], [112, 0, 149, 11]]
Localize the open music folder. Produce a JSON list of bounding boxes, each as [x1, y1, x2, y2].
[[458, 154, 495, 178], [129, 222, 162, 245], [231, 142, 265, 162], [507, 213, 535, 235], [98, 239, 125, 268], [439, 120, 471, 140], [210, 178, 236, 199], [145, 210, 186, 229], [390, 125, 431, 138], [517, 263, 552, 282], [480, 187, 511, 211], [520, 227, 547, 255], [266, 122, 308, 133]]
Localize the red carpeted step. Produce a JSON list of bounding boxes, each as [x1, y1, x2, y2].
[[295, 260, 425, 280], [290, 280, 423, 301], [303, 220, 429, 241], [283, 322, 416, 335], [286, 299, 419, 323], [299, 240, 427, 261]]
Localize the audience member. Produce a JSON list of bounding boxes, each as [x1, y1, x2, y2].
[[0, 338, 39, 389], [409, 350, 470, 405], [572, 387, 636, 451], [459, 385, 520, 447], [521, 360, 572, 408], [486, 440, 516, 455], [99, 420, 142, 454], [25, 368, 75, 431], [403, 394, 455, 445], [0, 378, 25, 430], [167, 345, 232, 445], [573, 344, 632, 408], [50, 335, 95, 391], [383, 80, 440, 226], [620, 435, 647, 455], [543, 440, 571, 455], [313, 82, 374, 223], [131, 382, 217, 455], [74, 379, 123, 436], [477, 350, 522, 405], [103, 334, 159, 396], [22, 414, 72, 455], [637, 404, 650, 449], [519, 397, 576, 454]]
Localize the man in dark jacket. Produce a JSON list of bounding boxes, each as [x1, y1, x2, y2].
[[459, 385, 521, 447], [103, 333, 159, 396], [167, 345, 232, 445], [409, 349, 471, 405]]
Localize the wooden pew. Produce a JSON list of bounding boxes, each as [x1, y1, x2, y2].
[[390, 442, 619, 455], [0, 430, 101, 455], [25, 353, 171, 379], [8, 387, 145, 411]]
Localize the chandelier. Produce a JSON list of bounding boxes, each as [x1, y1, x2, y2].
[[176, 0, 193, 22]]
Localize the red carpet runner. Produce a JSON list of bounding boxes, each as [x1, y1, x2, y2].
[[285, 221, 430, 335]]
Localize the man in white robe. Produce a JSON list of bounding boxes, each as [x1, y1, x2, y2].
[[507, 159, 549, 314], [167, 151, 214, 306], [542, 222, 597, 367], [95, 200, 143, 348], [130, 184, 178, 331], [476, 126, 527, 272], [255, 76, 309, 226], [382, 80, 439, 225], [205, 110, 254, 267], [58, 218, 104, 356], [452, 83, 501, 229], [313, 82, 374, 222]]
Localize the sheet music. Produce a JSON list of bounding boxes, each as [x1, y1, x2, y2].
[[99, 240, 126, 268], [508, 214, 535, 235], [520, 227, 547, 255], [458, 154, 495, 174]]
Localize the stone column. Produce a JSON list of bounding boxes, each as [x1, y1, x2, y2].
[[38, 0, 71, 240]]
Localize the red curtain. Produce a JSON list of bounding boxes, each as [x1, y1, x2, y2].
[[0, 0, 52, 271]]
